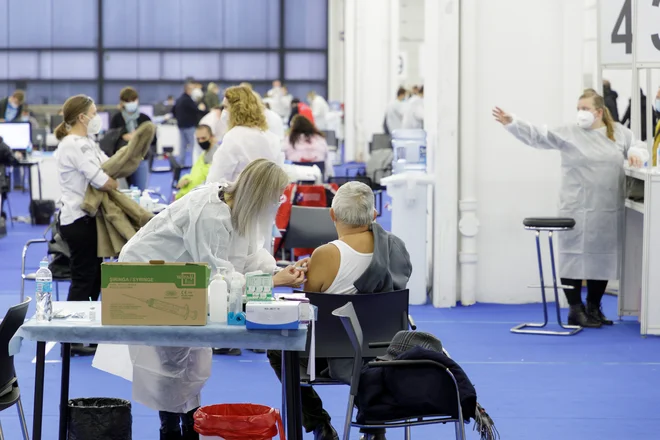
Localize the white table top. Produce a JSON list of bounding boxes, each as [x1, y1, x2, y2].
[[10, 301, 307, 355]]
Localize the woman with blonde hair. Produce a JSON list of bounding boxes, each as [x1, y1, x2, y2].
[[94, 159, 305, 440], [493, 89, 648, 328], [206, 85, 282, 183]]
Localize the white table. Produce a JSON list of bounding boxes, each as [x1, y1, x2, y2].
[[10, 301, 308, 440], [620, 167, 660, 335]]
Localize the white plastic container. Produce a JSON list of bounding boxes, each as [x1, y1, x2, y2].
[[208, 275, 228, 324], [35, 259, 53, 322], [391, 129, 427, 172], [139, 190, 153, 211]]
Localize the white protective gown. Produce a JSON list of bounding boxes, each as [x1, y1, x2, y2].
[[93, 183, 276, 413], [401, 95, 424, 129], [310, 95, 330, 130], [505, 118, 649, 280]]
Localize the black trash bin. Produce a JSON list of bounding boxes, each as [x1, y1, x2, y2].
[[68, 397, 132, 440]]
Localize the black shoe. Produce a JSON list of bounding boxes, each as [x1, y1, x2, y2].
[[249, 349, 266, 353], [64, 343, 96, 357], [359, 433, 387, 440], [182, 425, 199, 440], [313, 423, 339, 440], [160, 432, 182, 440], [212, 348, 242, 356], [586, 303, 614, 325], [567, 304, 601, 328]]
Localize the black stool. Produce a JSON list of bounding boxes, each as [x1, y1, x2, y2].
[[511, 217, 582, 336]]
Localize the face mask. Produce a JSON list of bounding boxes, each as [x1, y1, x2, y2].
[[655, 99, 660, 113], [191, 88, 203, 102], [198, 140, 211, 150], [124, 101, 138, 113], [576, 110, 595, 129], [83, 114, 102, 135], [20, 116, 29, 122]]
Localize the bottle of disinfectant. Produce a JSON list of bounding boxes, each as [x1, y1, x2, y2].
[[208, 275, 228, 324], [35, 258, 53, 322]]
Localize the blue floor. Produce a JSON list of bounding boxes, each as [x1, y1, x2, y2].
[[2, 164, 659, 439]]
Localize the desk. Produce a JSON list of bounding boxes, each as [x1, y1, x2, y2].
[[16, 159, 42, 202], [620, 167, 660, 335], [10, 302, 307, 440]]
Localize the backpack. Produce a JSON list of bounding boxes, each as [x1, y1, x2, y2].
[[46, 215, 71, 279]]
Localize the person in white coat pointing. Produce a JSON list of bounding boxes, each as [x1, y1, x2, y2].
[[493, 89, 648, 328]]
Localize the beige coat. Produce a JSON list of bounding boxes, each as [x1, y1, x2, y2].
[[81, 122, 156, 257]]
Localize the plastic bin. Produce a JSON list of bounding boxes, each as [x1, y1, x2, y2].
[[68, 397, 132, 440], [194, 404, 285, 440]]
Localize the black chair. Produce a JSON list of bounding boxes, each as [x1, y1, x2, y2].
[[333, 302, 466, 440], [369, 133, 392, 153], [292, 161, 326, 182], [277, 206, 337, 265], [0, 297, 32, 440], [321, 130, 338, 148], [168, 155, 192, 202], [21, 230, 68, 302]]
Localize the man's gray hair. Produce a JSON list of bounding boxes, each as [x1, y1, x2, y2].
[[331, 181, 375, 226]]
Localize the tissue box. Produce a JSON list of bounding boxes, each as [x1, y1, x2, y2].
[[246, 300, 300, 330]]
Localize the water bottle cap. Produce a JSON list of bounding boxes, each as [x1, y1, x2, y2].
[[39, 260, 49, 268]]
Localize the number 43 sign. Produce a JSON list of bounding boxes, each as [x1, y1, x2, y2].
[[599, 0, 660, 65]]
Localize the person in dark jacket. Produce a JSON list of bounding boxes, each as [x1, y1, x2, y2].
[[0, 136, 20, 219], [0, 90, 25, 122], [173, 81, 207, 166], [621, 89, 659, 142], [267, 181, 412, 440], [109, 87, 157, 190], [602, 80, 619, 122]]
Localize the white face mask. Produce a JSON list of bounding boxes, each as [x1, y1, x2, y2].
[[83, 114, 102, 135], [576, 110, 595, 129], [655, 99, 660, 113], [124, 101, 138, 113], [191, 88, 204, 102]]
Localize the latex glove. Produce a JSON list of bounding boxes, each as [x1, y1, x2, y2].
[[628, 155, 644, 168], [273, 265, 306, 288]]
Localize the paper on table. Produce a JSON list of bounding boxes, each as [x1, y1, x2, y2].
[[92, 344, 134, 381]]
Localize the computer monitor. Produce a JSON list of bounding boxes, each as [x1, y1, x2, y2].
[[0, 122, 32, 150], [139, 105, 154, 120], [50, 114, 64, 132], [98, 111, 110, 132]]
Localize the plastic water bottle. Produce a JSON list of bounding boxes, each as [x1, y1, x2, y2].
[[228, 278, 244, 324], [208, 275, 228, 324], [129, 186, 140, 204], [391, 129, 427, 172], [35, 259, 53, 322], [139, 190, 153, 211]]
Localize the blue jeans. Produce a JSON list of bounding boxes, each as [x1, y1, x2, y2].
[[178, 127, 196, 166], [159, 409, 197, 437], [127, 159, 149, 191]]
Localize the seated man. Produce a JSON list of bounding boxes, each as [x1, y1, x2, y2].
[[267, 181, 412, 440], [175, 124, 218, 200]]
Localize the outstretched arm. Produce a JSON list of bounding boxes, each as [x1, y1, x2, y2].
[[493, 107, 567, 150]]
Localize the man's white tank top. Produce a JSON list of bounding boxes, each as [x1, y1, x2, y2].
[[324, 240, 373, 294]]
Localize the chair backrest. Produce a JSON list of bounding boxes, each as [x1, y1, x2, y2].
[[282, 206, 337, 249], [332, 301, 365, 396], [370, 133, 392, 152], [168, 155, 185, 187], [306, 290, 410, 359], [321, 130, 337, 147], [292, 161, 326, 180], [0, 298, 31, 390]]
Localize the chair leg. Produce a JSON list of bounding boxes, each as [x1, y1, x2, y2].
[[0, 418, 5, 440], [7, 195, 13, 227], [55, 281, 60, 301], [404, 422, 412, 440], [342, 395, 354, 440], [454, 420, 466, 440], [16, 397, 30, 440], [20, 278, 25, 303]]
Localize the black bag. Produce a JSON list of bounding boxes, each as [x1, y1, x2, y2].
[[29, 199, 56, 225], [46, 216, 71, 279], [68, 398, 132, 440]]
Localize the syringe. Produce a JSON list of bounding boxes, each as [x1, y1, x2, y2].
[[124, 295, 197, 320]]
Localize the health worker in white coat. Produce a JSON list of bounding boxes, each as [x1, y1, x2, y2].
[[206, 85, 282, 184], [94, 159, 305, 440], [307, 91, 330, 130], [493, 88, 648, 328], [401, 86, 424, 129]]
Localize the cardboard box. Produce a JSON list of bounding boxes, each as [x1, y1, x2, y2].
[[246, 300, 300, 330], [101, 261, 209, 326]]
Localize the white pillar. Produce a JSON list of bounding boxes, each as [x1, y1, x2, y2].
[[328, 0, 345, 102], [425, 0, 460, 307], [343, 0, 399, 162]]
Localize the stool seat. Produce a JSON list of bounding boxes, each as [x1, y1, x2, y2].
[[523, 217, 575, 229]]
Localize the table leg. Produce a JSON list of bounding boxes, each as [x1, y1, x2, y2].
[[32, 341, 46, 440], [37, 164, 43, 200], [59, 343, 71, 440], [282, 350, 303, 440]]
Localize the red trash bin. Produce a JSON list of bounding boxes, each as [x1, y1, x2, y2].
[[194, 404, 285, 440]]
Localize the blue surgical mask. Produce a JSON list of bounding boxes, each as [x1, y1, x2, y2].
[[20, 116, 29, 122], [124, 101, 138, 113], [655, 99, 660, 113]]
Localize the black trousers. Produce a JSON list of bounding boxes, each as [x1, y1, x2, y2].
[[561, 278, 608, 307], [159, 408, 198, 438], [60, 216, 102, 301]]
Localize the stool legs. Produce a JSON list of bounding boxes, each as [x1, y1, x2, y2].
[[511, 230, 582, 335]]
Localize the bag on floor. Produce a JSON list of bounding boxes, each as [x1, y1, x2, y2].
[[29, 199, 55, 225]]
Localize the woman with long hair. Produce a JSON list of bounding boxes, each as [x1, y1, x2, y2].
[[494, 89, 648, 328], [284, 114, 334, 180], [206, 85, 282, 184], [95, 159, 306, 440], [55, 95, 118, 355]]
